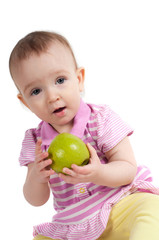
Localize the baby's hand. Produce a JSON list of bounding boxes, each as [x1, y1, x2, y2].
[[59, 143, 102, 184], [33, 138, 55, 184]]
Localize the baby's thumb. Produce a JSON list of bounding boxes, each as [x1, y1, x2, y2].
[[86, 143, 97, 158]]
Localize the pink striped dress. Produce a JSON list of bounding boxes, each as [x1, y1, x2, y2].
[[19, 99, 159, 240]]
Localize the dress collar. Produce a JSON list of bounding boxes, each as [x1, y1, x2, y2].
[[41, 99, 91, 146]]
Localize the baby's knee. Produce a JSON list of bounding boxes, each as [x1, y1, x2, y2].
[[135, 193, 159, 219]]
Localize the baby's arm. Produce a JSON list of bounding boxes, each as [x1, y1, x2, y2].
[[60, 137, 137, 187], [23, 139, 54, 206], [100, 136, 137, 187]]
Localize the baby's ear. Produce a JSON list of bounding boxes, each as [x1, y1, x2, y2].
[[76, 67, 85, 92], [17, 93, 30, 109]]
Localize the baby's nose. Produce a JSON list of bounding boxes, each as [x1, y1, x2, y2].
[[47, 89, 60, 103]]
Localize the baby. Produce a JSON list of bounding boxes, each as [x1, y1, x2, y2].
[[9, 31, 159, 240]]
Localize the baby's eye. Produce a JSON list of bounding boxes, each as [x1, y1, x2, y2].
[[56, 78, 65, 85], [31, 89, 41, 96]]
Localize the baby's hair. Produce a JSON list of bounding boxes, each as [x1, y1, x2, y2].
[[9, 31, 78, 77]]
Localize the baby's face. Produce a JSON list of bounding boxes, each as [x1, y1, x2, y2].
[[13, 42, 84, 133]]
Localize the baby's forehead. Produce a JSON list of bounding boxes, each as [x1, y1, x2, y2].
[[26, 41, 70, 59], [23, 42, 76, 68], [12, 42, 72, 69], [42, 42, 71, 56]]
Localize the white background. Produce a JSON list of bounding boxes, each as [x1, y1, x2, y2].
[[1, 0, 159, 239]]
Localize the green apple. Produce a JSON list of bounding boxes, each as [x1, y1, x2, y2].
[[48, 133, 90, 173]]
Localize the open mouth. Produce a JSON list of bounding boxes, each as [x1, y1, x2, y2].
[[53, 107, 66, 113]]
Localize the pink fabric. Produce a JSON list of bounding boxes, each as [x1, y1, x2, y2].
[[19, 99, 159, 240]]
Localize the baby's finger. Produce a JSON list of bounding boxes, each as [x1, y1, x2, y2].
[[62, 167, 76, 177], [59, 173, 76, 184], [35, 138, 43, 155], [35, 151, 48, 164], [86, 143, 100, 163], [86, 143, 97, 156], [71, 164, 91, 175], [38, 158, 52, 171], [44, 168, 55, 178], [40, 168, 55, 182]]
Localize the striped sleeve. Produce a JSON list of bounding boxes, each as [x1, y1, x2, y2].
[[19, 129, 36, 166], [96, 105, 133, 152]]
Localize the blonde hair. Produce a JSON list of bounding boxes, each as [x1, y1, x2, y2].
[[9, 31, 78, 77]]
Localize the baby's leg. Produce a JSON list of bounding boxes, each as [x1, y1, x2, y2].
[[128, 193, 159, 240], [97, 192, 159, 240]]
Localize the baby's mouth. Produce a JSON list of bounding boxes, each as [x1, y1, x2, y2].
[[53, 107, 66, 113]]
